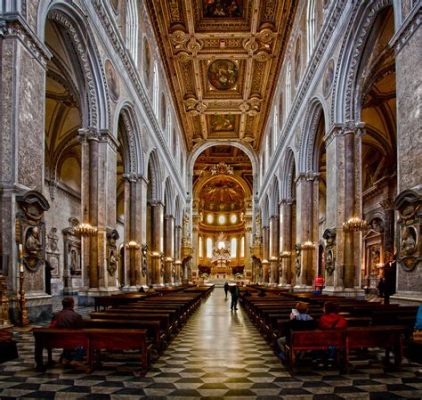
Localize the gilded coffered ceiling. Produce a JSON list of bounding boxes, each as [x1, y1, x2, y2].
[[145, 0, 296, 150]]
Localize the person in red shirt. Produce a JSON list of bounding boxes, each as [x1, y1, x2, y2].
[[319, 302, 347, 330]]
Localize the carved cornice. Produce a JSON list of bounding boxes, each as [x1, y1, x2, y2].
[[390, 4, 422, 55], [0, 18, 51, 67]]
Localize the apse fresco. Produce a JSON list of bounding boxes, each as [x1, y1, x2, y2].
[[208, 60, 238, 90], [203, 0, 243, 18]]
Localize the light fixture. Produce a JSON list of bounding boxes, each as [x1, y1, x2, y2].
[[206, 214, 214, 224], [125, 240, 140, 250], [218, 214, 226, 225], [74, 222, 97, 236], [301, 241, 316, 250], [343, 217, 368, 231], [230, 214, 237, 224]]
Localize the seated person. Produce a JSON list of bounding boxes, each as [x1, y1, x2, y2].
[[317, 302, 347, 365], [277, 302, 316, 359], [319, 302, 347, 329], [50, 297, 86, 369]]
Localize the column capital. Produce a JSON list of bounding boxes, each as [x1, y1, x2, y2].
[[325, 122, 365, 146], [0, 18, 52, 67], [296, 172, 319, 182], [380, 198, 394, 211], [122, 173, 139, 183], [78, 127, 100, 142], [280, 198, 294, 205], [99, 129, 119, 151]]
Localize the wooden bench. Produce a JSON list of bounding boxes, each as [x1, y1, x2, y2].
[[285, 325, 406, 372], [33, 328, 148, 372]]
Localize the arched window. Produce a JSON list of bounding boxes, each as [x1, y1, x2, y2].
[[240, 236, 245, 258], [199, 236, 203, 258], [206, 238, 213, 258], [125, 0, 138, 65], [285, 62, 291, 116], [294, 36, 301, 86], [153, 62, 159, 112], [231, 238, 237, 258], [307, 0, 316, 61], [279, 91, 283, 130], [161, 93, 166, 129], [143, 38, 151, 82]]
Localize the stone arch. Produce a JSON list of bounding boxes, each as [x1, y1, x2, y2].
[[269, 176, 280, 217], [261, 195, 270, 228], [188, 140, 258, 177], [280, 148, 297, 200], [164, 177, 175, 216], [298, 98, 327, 173], [175, 195, 182, 226], [38, 1, 110, 129], [146, 149, 163, 203], [115, 102, 145, 176], [332, 0, 393, 123]]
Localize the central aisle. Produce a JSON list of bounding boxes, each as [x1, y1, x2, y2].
[[145, 287, 285, 397]]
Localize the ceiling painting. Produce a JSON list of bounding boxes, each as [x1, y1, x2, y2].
[[202, 0, 244, 18]]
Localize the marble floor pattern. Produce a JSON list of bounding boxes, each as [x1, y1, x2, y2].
[[0, 289, 421, 399]]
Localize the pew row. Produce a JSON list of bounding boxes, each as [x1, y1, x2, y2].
[[33, 328, 148, 373]]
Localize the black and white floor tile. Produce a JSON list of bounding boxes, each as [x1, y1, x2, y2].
[[1, 289, 421, 399]]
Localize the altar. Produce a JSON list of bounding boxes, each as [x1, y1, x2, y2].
[[210, 233, 231, 279]]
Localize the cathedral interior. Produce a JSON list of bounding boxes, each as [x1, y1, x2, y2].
[[0, 0, 421, 398]]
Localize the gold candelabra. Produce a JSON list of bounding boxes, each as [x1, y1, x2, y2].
[[343, 216, 368, 232], [74, 222, 97, 236], [18, 244, 29, 327]]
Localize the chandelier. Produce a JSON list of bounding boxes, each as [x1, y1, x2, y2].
[[210, 162, 233, 175], [343, 217, 368, 232], [74, 223, 97, 236]]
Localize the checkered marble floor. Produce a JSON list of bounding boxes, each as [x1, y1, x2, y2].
[[1, 290, 421, 399]]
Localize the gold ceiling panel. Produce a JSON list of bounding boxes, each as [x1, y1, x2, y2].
[[145, 0, 296, 150]]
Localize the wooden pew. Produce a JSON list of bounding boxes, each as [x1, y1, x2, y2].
[[284, 325, 406, 372], [33, 327, 148, 372]]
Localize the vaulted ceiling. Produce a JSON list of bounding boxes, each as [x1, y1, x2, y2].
[[145, 0, 296, 151]]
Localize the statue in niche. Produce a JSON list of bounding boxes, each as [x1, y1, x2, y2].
[[106, 229, 119, 277], [25, 226, 42, 257], [69, 248, 80, 275], [400, 226, 417, 256], [294, 244, 301, 276], [47, 227, 59, 252]]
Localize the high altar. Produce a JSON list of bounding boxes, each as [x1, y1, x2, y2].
[[211, 233, 231, 277]]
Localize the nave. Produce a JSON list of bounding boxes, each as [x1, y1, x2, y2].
[[0, 289, 422, 399]]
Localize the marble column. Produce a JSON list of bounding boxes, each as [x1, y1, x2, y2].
[[269, 215, 279, 285], [123, 175, 143, 288], [164, 215, 175, 285], [174, 225, 182, 284], [324, 123, 363, 292], [295, 174, 317, 289], [279, 199, 293, 286], [380, 199, 395, 259], [391, 8, 422, 300], [0, 18, 50, 320], [262, 226, 270, 283], [150, 202, 164, 285]]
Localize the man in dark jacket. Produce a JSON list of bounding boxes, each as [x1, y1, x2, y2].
[[50, 297, 86, 369]]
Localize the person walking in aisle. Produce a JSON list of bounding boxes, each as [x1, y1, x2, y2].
[[230, 283, 240, 310], [224, 281, 229, 299]]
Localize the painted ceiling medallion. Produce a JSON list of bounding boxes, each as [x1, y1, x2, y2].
[[203, 0, 243, 18], [208, 60, 239, 90]]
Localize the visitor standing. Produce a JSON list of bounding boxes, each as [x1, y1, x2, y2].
[[224, 281, 229, 299], [230, 283, 240, 310]]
